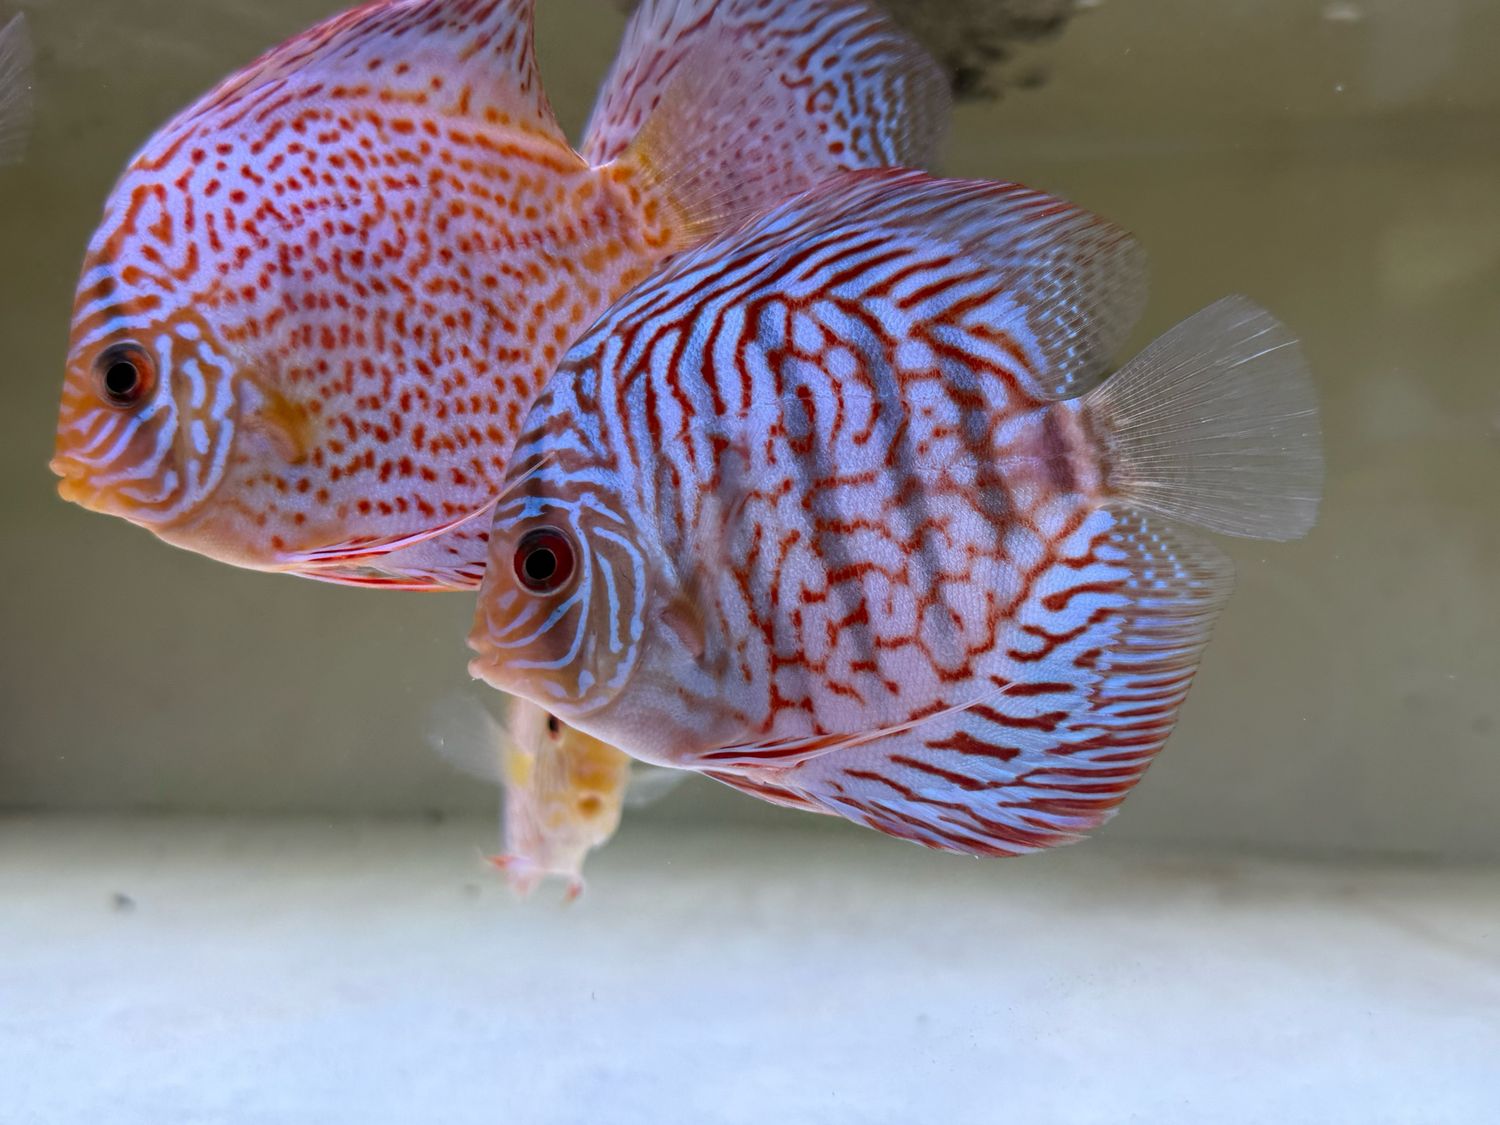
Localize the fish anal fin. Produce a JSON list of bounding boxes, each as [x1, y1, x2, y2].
[[173, 0, 565, 145], [702, 770, 837, 817]]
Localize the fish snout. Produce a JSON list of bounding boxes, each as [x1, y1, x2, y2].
[[49, 448, 106, 510]]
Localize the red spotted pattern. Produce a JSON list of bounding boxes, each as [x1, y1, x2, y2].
[[53, 0, 948, 590], [472, 170, 1238, 857]]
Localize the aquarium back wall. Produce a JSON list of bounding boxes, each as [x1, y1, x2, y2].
[[3, 0, 1497, 858]]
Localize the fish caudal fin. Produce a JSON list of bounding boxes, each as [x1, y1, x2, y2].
[[1086, 296, 1324, 541], [604, 0, 949, 241], [0, 12, 33, 166], [728, 512, 1234, 857]]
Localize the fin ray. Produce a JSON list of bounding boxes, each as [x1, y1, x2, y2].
[[1087, 296, 1324, 541], [0, 13, 33, 166]]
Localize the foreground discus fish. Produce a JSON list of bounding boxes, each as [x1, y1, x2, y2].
[[50, 0, 946, 590], [429, 694, 679, 899], [0, 12, 33, 165], [469, 169, 1323, 857]]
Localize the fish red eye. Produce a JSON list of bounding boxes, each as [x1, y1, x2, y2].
[[94, 342, 155, 408], [513, 526, 576, 595]]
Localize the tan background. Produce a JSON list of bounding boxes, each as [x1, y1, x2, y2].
[[3, 0, 1497, 855]]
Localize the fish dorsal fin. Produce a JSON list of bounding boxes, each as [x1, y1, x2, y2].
[[0, 12, 33, 166], [177, 0, 565, 145], [642, 167, 1148, 397], [601, 0, 949, 242]]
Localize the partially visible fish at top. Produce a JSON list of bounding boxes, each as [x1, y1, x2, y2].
[[429, 693, 681, 900], [468, 169, 1323, 858], [0, 12, 34, 166], [50, 0, 948, 590]]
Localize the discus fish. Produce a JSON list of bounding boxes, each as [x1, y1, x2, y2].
[[51, 0, 947, 589], [429, 693, 680, 899], [468, 169, 1323, 857], [0, 12, 33, 165]]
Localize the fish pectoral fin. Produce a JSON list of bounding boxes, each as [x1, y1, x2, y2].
[[623, 765, 687, 810], [242, 386, 314, 464], [424, 692, 511, 785], [603, 0, 948, 243], [659, 592, 708, 662], [199, 0, 567, 147]]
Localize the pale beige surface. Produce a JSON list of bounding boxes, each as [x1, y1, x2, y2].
[[2, 1, 1498, 854], [3, 815, 1499, 1125]]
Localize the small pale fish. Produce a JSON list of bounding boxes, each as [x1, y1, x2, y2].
[[0, 12, 34, 165], [429, 693, 680, 899], [468, 168, 1323, 858], [50, 0, 947, 590]]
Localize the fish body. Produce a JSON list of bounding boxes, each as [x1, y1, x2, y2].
[[50, 0, 947, 590], [430, 694, 673, 899], [468, 169, 1323, 856]]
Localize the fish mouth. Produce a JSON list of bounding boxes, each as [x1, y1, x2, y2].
[[49, 446, 215, 532], [50, 455, 118, 516], [466, 644, 610, 725]]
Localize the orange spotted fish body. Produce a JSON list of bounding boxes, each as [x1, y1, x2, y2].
[[51, 0, 948, 589], [468, 170, 1323, 857]]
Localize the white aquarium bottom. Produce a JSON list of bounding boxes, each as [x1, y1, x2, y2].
[[3, 814, 1497, 1124]]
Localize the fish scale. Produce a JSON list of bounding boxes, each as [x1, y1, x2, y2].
[[470, 168, 1322, 857]]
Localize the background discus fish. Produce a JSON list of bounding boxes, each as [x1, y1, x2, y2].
[[50, 0, 948, 590], [0, 12, 33, 166], [468, 168, 1324, 857], [429, 693, 680, 899]]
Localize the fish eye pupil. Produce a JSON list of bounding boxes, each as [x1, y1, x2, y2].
[[523, 547, 557, 583], [104, 360, 140, 399], [546, 715, 561, 735]]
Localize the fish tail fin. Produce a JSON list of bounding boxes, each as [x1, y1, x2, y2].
[[1084, 296, 1325, 541], [598, 0, 948, 243]]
